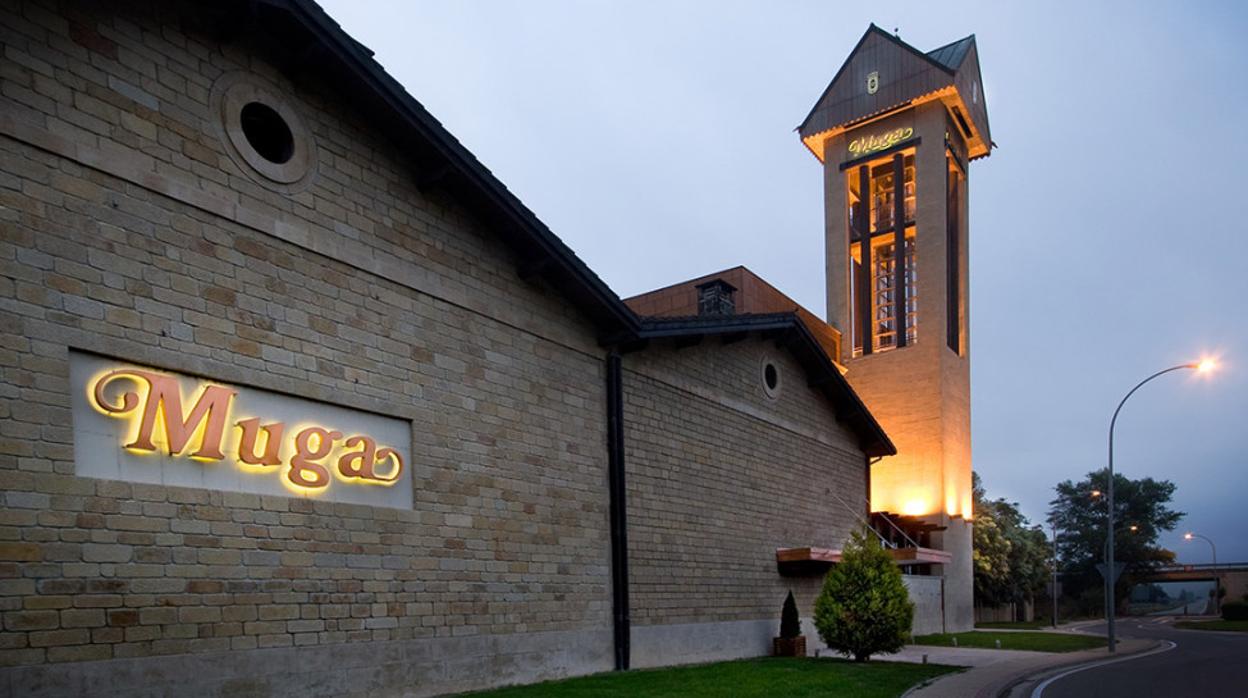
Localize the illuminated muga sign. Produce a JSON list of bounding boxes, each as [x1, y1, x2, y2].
[[847, 126, 914, 159], [70, 352, 412, 507]]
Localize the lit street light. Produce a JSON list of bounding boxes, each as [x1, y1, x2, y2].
[[1104, 358, 1216, 652], [1184, 532, 1219, 614]]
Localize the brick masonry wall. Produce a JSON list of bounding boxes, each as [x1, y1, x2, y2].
[[0, 0, 614, 686], [622, 337, 868, 631]]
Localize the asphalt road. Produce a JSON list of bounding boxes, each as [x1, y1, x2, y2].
[[1037, 617, 1248, 697]]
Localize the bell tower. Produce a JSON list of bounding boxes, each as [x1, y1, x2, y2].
[[799, 25, 992, 631]]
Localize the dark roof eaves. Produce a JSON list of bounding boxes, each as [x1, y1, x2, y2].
[[636, 313, 896, 457], [282, 0, 640, 336]]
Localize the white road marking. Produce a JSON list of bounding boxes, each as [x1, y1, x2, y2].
[[1030, 640, 1178, 698]]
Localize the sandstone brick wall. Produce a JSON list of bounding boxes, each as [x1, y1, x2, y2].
[[0, 0, 612, 682], [822, 101, 976, 632], [622, 338, 868, 628]]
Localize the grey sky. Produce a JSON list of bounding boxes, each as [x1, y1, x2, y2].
[[317, 1, 1248, 563]]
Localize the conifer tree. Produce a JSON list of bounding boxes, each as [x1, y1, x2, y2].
[[814, 527, 913, 661]]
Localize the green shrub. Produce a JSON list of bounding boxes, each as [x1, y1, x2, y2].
[[814, 527, 914, 662], [1222, 600, 1248, 621], [780, 590, 801, 639]]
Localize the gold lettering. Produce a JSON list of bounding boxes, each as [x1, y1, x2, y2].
[[338, 436, 403, 484], [847, 126, 914, 159], [337, 435, 377, 479], [236, 418, 284, 466], [371, 447, 403, 484], [288, 427, 340, 488], [93, 369, 234, 460], [91, 366, 407, 492]]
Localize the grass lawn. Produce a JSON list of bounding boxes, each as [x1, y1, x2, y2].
[[975, 620, 1052, 630], [1174, 619, 1248, 632], [913, 631, 1106, 652], [459, 657, 960, 698]]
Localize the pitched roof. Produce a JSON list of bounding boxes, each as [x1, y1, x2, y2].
[[634, 313, 895, 458], [926, 35, 975, 71], [798, 24, 991, 162], [236, 0, 640, 339], [201, 2, 895, 457], [624, 265, 843, 364]]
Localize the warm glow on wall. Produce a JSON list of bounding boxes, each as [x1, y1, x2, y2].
[[901, 498, 931, 517], [869, 450, 973, 521], [88, 365, 405, 493]]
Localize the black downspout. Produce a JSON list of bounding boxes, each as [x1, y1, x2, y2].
[[606, 351, 630, 671], [864, 454, 873, 521]]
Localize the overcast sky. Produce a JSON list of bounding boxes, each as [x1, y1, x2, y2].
[[317, 1, 1248, 563]]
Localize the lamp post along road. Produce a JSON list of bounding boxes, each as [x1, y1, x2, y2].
[[1105, 360, 1213, 653], [1051, 521, 1059, 628], [1185, 532, 1218, 614]]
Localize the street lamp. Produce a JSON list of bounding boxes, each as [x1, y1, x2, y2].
[[1105, 358, 1215, 652], [1050, 520, 1059, 628], [1184, 532, 1218, 614]]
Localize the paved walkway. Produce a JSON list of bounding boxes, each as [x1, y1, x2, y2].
[[891, 628, 1157, 698]]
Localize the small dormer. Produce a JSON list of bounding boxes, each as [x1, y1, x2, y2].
[[696, 279, 737, 316]]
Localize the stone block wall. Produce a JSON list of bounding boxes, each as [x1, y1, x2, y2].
[[0, 0, 614, 692], [622, 337, 868, 664]]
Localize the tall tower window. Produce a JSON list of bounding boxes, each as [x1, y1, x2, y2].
[[870, 157, 915, 231], [946, 158, 964, 355], [872, 237, 917, 350], [848, 149, 917, 357]]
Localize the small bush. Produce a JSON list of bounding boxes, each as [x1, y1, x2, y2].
[[1222, 600, 1248, 621], [780, 590, 801, 639], [814, 527, 914, 662]]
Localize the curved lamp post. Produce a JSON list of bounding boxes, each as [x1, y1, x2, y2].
[[1184, 532, 1218, 614], [1105, 358, 1215, 652]]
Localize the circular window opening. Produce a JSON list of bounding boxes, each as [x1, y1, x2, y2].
[[761, 358, 782, 399], [240, 102, 294, 165], [764, 363, 779, 391]]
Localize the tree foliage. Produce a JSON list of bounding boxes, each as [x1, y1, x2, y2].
[[814, 527, 913, 661], [972, 473, 1050, 608], [1048, 469, 1183, 606]]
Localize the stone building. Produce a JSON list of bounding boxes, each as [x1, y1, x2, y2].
[[630, 26, 993, 634], [0, 2, 952, 695]]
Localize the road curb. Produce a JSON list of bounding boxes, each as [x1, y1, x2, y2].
[[999, 639, 1165, 698]]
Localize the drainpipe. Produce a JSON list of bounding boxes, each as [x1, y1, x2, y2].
[[605, 351, 630, 670]]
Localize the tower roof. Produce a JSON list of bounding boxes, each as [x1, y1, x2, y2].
[[798, 25, 992, 162]]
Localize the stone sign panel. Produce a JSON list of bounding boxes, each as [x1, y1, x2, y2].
[[70, 351, 413, 508]]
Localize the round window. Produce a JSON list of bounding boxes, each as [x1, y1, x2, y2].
[[211, 73, 316, 192], [240, 102, 294, 164], [760, 356, 782, 400]]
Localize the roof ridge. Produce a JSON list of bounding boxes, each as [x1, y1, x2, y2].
[[798, 24, 956, 134], [926, 33, 975, 57]]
